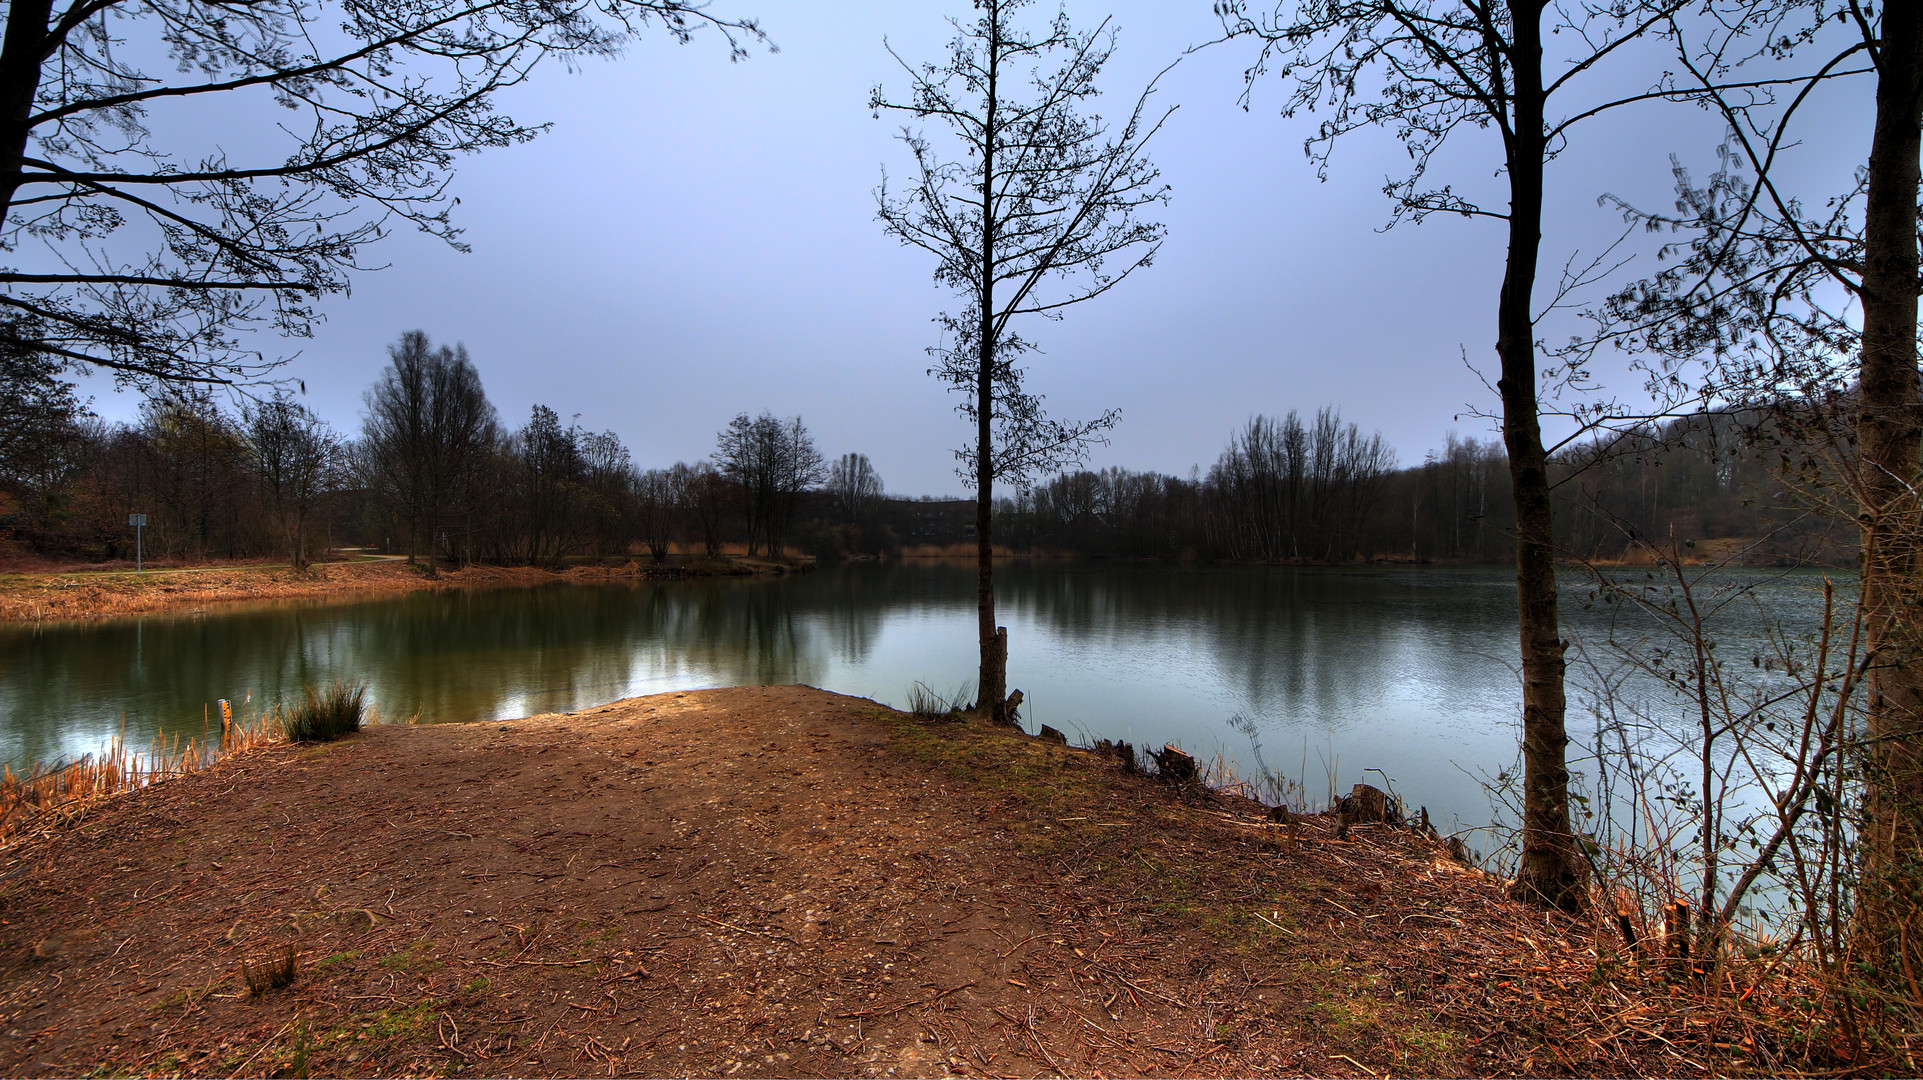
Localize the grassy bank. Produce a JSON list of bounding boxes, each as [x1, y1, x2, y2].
[[0, 686, 1870, 1077], [0, 555, 786, 624]]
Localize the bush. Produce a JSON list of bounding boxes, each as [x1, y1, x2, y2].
[[281, 684, 367, 743]]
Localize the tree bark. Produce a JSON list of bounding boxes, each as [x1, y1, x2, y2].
[[1855, 0, 1923, 978], [0, 0, 51, 225], [1500, 0, 1583, 910], [976, 2, 1009, 725]]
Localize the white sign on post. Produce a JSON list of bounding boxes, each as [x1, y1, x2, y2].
[[128, 514, 147, 571]]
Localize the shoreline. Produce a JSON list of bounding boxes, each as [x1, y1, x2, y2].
[[0, 687, 1819, 1078], [0, 556, 790, 624]]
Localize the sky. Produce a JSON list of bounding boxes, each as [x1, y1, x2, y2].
[[76, 0, 1877, 498]]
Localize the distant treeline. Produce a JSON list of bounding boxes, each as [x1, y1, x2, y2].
[[988, 408, 1845, 565], [0, 332, 1846, 568], [0, 332, 887, 568]]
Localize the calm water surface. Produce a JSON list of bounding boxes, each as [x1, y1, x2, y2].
[[0, 561, 1840, 831]]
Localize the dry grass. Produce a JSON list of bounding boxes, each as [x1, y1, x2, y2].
[[0, 700, 281, 847], [0, 557, 753, 623], [241, 943, 299, 995]]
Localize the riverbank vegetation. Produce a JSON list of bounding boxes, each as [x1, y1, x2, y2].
[[0, 556, 747, 623]]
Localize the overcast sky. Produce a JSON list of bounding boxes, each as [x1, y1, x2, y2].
[[80, 0, 1874, 497]]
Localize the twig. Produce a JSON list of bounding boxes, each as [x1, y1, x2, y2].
[[478, 957, 598, 968], [1092, 967, 1185, 1008], [226, 1018, 296, 1078], [998, 932, 1046, 959], [1330, 1052, 1382, 1077], [1024, 1005, 1067, 1076], [838, 980, 977, 1019]]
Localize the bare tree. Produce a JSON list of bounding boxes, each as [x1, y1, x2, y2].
[[636, 467, 678, 562], [1215, 0, 1745, 907], [873, 0, 1171, 722], [673, 460, 727, 557], [357, 331, 498, 576], [713, 411, 824, 557], [579, 429, 637, 557], [498, 404, 589, 567], [1597, 0, 1916, 975], [242, 389, 340, 569], [139, 386, 250, 559], [829, 452, 884, 525], [0, 0, 763, 390]]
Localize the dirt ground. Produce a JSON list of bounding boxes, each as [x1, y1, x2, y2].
[[0, 558, 755, 623], [0, 687, 1773, 1078]]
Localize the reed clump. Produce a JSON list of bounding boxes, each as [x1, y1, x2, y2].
[[280, 684, 367, 743], [0, 702, 280, 846], [905, 680, 973, 721], [242, 942, 299, 994]]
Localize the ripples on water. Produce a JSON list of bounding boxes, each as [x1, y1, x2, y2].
[[0, 561, 1843, 834]]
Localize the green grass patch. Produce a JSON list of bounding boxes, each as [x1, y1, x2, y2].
[[281, 683, 367, 743], [378, 939, 441, 972]]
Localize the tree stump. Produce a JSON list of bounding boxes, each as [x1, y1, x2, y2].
[[1036, 723, 1067, 745], [1093, 739, 1137, 772], [1664, 901, 1692, 980], [1152, 744, 1197, 785], [1337, 783, 1401, 825]]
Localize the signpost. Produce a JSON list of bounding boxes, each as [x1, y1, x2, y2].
[[128, 513, 147, 572]]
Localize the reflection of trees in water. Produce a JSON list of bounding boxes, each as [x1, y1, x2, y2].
[[651, 579, 821, 687], [0, 607, 344, 766], [1, 579, 875, 768], [789, 566, 928, 666], [998, 566, 1520, 729], [343, 582, 835, 721], [8, 564, 1551, 772]]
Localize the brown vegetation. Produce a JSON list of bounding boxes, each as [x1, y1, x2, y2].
[[0, 686, 1871, 1078], [0, 556, 768, 624]]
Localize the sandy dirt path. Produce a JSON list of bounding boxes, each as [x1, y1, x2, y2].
[[0, 686, 1685, 1078]]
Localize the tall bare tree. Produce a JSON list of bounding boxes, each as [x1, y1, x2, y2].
[[636, 467, 679, 562], [0, 0, 762, 391], [713, 411, 824, 557], [1216, 0, 1738, 907], [829, 452, 884, 524], [358, 331, 498, 576], [673, 460, 727, 557], [243, 389, 340, 569], [1597, 0, 1914, 970], [873, 0, 1171, 722]]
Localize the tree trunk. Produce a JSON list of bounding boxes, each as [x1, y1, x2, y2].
[[0, 0, 50, 224], [976, 4, 1009, 725], [1500, 0, 1583, 910], [1854, 0, 1923, 979]]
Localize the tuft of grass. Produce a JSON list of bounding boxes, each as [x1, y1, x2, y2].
[[242, 942, 299, 995], [281, 684, 366, 743], [905, 680, 973, 721]]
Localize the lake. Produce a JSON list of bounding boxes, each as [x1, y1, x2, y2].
[[0, 560, 1842, 840]]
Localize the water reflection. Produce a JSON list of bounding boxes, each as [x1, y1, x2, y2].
[[0, 561, 1836, 828]]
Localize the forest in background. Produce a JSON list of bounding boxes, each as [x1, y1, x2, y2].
[[0, 331, 1847, 570]]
